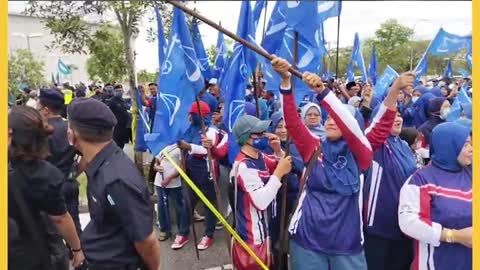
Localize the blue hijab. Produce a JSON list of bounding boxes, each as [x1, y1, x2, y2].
[[413, 92, 435, 127], [321, 104, 361, 196], [430, 122, 471, 172]]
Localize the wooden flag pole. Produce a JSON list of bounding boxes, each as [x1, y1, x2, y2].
[[166, 0, 304, 79]]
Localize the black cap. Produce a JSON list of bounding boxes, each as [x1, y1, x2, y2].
[[39, 88, 65, 107], [346, 81, 356, 90], [67, 98, 117, 129]]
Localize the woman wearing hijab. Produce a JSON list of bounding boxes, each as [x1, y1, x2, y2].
[[177, 101, 228, 251], [300, 102, 326, 140], [263, 112, 304, 266], [412, 92, 435, 128], [363, 105, 418, 270], [272, 57, 410, 270], [398, 122, 472, 270], [8, 106, 84, 269], [418, 97, 451, 148]]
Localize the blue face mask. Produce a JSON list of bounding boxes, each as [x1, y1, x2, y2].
[[251, 136, 269, 151], [114, 91, 123, 98]]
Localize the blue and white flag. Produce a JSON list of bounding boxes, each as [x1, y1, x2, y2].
[[192, 20, 212, 80], [213, 30, 228, 80], [446, 97, 462, 122], [444, 59, 453, 78], [253, 1, 267, 32], [262, 27, 322, 104], [317, 1, 342, 22], [414, 52, 428, 82], [146, 7, 205, 156], [466, 47, 472, 70], [368, 44, 377, 85], [223, 0, 257, 164], [261, 1, 287, 53], [58, 59, 71, 75], [347, 62, 355, 82], [458, 85, 472, 104], [428, 28, 472, 56], [374, 65, 399, 99], [154, 5, 167, 69], [349, 33, 367, 82], [457, 68, 470, 78], [285, 1, 319, 47], [134, 88, 149, 152]]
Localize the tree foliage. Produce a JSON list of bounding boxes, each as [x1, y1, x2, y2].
[[86, 24, 127, 83], [8, 49, 46, 93], [137, 69, 159, 85]]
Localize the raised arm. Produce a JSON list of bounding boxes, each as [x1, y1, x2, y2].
[[365, 72, 415, 152]]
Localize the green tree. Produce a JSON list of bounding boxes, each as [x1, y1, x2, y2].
[[86, 24, 128, 83], [8, 49, 46, 93], [206, 38, 234, 69], [137, 69, 159, 85]]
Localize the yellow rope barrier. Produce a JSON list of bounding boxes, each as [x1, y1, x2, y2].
[[161, 149, 269, 270]]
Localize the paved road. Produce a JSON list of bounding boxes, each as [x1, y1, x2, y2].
[[80, 143, 233, 270]]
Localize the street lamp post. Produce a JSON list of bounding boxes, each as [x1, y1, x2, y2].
[[11, 32, 44, 53]]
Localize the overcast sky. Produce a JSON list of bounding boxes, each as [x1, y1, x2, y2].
[[9, 1, 472, 72]]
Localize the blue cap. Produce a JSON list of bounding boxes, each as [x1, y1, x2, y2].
[[39, 88, 64, 107], [67, 97, 117, 129]]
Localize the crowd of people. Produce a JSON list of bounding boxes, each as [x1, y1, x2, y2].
[[8, 55, 472, 270]]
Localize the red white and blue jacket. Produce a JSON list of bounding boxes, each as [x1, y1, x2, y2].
[[231, 152, 281, 245], [282, 87, 394, 255], [398, 164, 472, 270]]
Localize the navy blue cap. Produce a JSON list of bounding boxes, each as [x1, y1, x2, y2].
[[67, 97, 117, 128], [39, 88, 64, 107]]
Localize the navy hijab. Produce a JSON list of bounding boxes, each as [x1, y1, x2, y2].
[[418, 97, 447, 146], [430, 122, 471, 172]]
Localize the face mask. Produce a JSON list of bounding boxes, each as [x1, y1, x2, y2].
[[251, 137, 269, 151], [114, 91, 123, 98], [412, 96, 419, 103], [440, 108, 451, 120]]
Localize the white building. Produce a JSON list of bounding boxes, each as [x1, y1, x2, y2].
[[8, 12, 95, 84]]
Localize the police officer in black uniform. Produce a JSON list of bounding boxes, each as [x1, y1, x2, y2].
[[66, 98, 161, 270], [37, 88, 82, 235], [104, 85, 130, 149]]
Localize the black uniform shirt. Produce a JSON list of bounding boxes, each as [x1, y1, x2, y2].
[[47, 117, 76, 177], [81, 142, 152, 266]]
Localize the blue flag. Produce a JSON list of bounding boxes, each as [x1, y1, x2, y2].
[[154, 5, 167, 69], [261, 1, 287, 53], [414, 52, 428, 82], [317, 1, 342, 22], [457, 68, 470, 78], [213, 30, 228, 80], [446, 98, 462, 122], [458, 85, 472, 104], [368, 44, 377, 85], [374, 65, 399, 99], [223, 0, 257, 164], [285, 1, 319, 47], [253, 1, 267, 31], [466, 47, 472, 70], [428, 28, 472, 56], [350, 33, 367, 82], [262, 27, 322, 105], [58, 59, 71, 75], [146, 7, 205, 156], [444, 59, 453, 78], [347, 62, 355, 82], [134, 88, 149, 152], [192, 20, 212, 80]]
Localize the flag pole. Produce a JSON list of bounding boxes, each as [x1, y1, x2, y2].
[[335, 4, 341, 79], [278, 31, 298, 270], [252, 72, 261, 117], [166, 0, 304, 79]]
